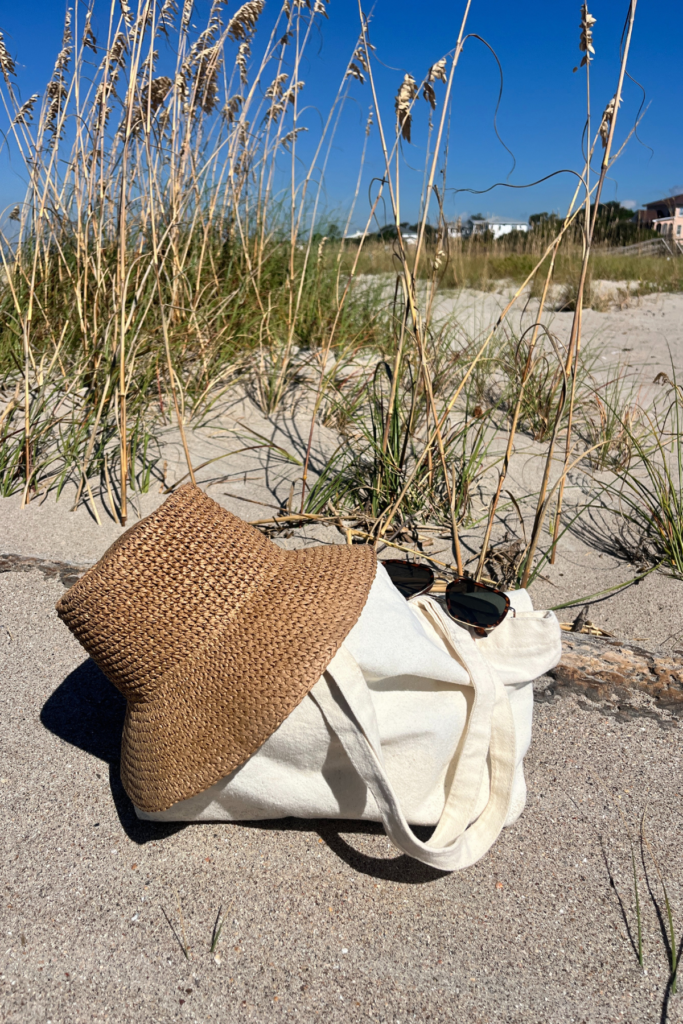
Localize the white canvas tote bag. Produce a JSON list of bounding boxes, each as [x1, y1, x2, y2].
[[138, 563, 562, 870]]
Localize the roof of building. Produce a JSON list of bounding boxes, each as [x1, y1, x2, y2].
[[644, 193, 683, 210]]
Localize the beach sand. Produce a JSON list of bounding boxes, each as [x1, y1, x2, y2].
[[2, 288, 683, 1022]]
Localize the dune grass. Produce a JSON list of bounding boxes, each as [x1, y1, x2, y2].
[[0, 0, 681, 583], [347, 242, 683, 297]]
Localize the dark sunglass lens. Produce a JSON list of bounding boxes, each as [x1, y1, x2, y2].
[[383, 561, 434, 599], [446, 579, 507, 627]]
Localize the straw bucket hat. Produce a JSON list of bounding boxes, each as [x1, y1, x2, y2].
[[56, 484, 376, 812]]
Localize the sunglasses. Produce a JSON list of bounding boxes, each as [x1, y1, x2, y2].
[[382, 559, 511, 636]]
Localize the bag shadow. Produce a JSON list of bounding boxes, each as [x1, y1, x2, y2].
[[243, 818, 449, 884], [42, 660, 450, 879], [40, 657, 185, 845], [314, 821, 450, 883]]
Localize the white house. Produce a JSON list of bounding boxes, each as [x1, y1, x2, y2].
[[451, 216, 530, 240]]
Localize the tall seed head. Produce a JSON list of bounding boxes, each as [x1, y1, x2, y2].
[[395, 73, 417, 142], [236, 42, 250, 86], [119, 0, 134, 28], [281, 126, 308, 151], [579, 4, 596, 67], [83, 21, 97, 54], [227, 1, 265, 42], [265, 73, 288, 99], [223, 94, 243, 123], [13, 94, 40, 126], [181, 0, 194, 32], [0, 31, 16, 82], [427, 57, 447, 84], [159, 0, 178, 34], [346, 43, 368, 83], [598, 94, 620, 147]]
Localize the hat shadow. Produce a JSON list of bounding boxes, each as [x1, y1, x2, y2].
[[42, 661, 447, 881], [40, 658, 185, 845]]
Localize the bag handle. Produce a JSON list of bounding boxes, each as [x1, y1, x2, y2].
[[310, 599, 516, 871]]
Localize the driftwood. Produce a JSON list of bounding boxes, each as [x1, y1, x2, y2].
[[548, 633, 683, 710], [2, 552, 682, 714]]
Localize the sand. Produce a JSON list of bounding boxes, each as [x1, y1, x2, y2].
[[2, 288, 683, 1022]]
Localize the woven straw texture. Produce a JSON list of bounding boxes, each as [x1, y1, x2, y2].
[[55, 485, 376, 812]]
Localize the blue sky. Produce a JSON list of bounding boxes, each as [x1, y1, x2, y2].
[[0, 0, 680, 228]]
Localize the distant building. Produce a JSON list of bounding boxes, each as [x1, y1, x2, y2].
[[635, 194, 683, 240], [451, 216, 530, 240]]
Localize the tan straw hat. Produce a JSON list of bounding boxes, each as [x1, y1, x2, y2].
[[56, 484, 376, 812]]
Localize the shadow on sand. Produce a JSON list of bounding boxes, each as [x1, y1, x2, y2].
[[40, 657, 185, 845], [41, 657, 445, 883]]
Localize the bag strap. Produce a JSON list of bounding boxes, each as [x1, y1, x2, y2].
[[411, 596, 499, 847], [310, 599, 517, 871]]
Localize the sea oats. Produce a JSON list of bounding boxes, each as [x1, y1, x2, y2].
[[422, 82, 436, 110], [236, 119, 250, 149], [128, 78, 173, 138], [424, 59, 448, 109], [313, 1, 329, 14], [93, 33, 127, 131], [350, 44, 368, 71], [102, 32, 127, 71], [427, 57, 447, 84], [157, 0, 178, 34], [345, 62, 365, 84], [423, 58, 448, 112], [287, 82, 304, 103], [180, 0, 194, 31], [141, 48, 160, 76], [236, 42, 250, 85], [44, 80, 67, 144], [8, 205, 20, 221], [196, 53, 221, 113], [191, 17, 222, 55], [134, 6, 156, 36], [281, 126, 308, 150], [182, 41, 222, 115], [579, 4, 596, 67], [158, 0, 178, 34], [598, 94, 620, 147], [149, 75, 173, 108], [42, 11, 73, 145], [346, 44, 368, 84], [395, 73, 417, 142], [13, 94, 40, 126], [0, 31, 16, 82], [265, 73, 288, 99], [227, 0, 265, 42], [119, 0, 134, 28], [82, 21, 98, 54], [223, 94, 242, 123], [265, 82, 303, 125], [55, 10, 73, 74]]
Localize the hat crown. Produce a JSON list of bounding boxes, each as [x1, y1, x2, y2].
[[56, 485, 280, 701]]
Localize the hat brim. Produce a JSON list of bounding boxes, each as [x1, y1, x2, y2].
[[119, 541, 376, 812]]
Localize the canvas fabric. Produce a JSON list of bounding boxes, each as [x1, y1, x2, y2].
[[137, 563, 562, 870]]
